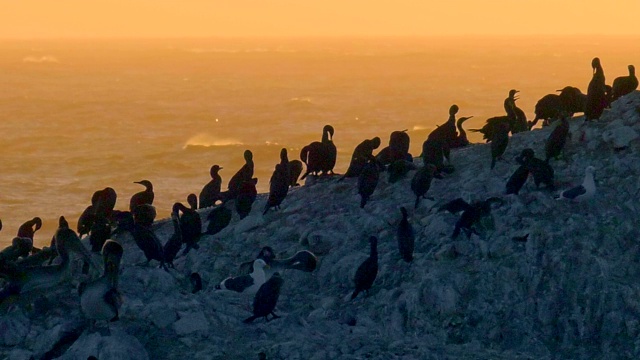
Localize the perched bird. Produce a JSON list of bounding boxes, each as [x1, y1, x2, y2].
[[243, 272, 284, 324], [505, 164, 530, 195], [179, 194, 203, 256], [471, 90, 520, 141], [585, 57, 607, 121], [504, 89, 528, 133], [0, 216, 97, 303], [440, 198, 503, 239], [163, 204, 183, 268], [490, 122, 510, 169], [340, 137, 381, 180], [450, 116, 474, 148], [411, 164, 437, 209], [288, 159, 304, 187], [93, 187, 117, 220], [397, 207, 414, 263], [129, 180, 154, 212], [422, 137, 449, 175], [427, 104, 461, 163], [518, 148, 555, 190], [17, 217, 42, 240], [216, 259, 268, 295], [545, 116, 570, 162], [351, 236, 379, 300], [236, 178, 258, 219], [376, 130, 411, 166], [77, 205, 96, 238], [79, 240, 124, 322], [199, 165, 223, 209], [206, 203, 233, 235], [300, 125, 336, 179], [556, 166, 596, 202], [358, 156, 380, 208], [264, 148, 291, 215], [131, 223, 166, 269], [227, 150, 254, 200], [610, 65, 638, 102]]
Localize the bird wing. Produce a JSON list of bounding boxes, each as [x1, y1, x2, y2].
[[221, 274, 254, 292], [561, 185, 586, 200]]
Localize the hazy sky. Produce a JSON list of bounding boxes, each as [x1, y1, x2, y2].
[[2, 0, 640, 38]]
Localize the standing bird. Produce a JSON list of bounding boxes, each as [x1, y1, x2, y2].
[[300, 125, 336, 179], [243, 272, 284, 323], [93, 187, 117, 220], [518, 148, 555, 190], [610, 65, 638, 103], [129, 180, 154, 212], [179, 194, 203, 256], [236, 178, 258, 219], [376, 130, 411, 165], [450, 116, 473, 148], [490, 122, 510, 169], [504, 89, 528, 133], [264, 148, 291, 215], [131, 222, 165, 269], [17, 217, 42, 240], [79, 240, 124, 323], [227, 150, 254, 201], [440, 198, 503, 239], [556, 166, 596, 202], [428, 105, 461, 163], [505, 164, 530, 195], [585, 57, 607, 121], [351, 236, 379, 300], [199, 165, 223, 209], [206, 203, 233, 235], [357, 156, 380, 209], [545, 116, 570, 162], [397, 207, 414, 263], [163, 204, 183, 268], [340, 137, 381, 180], [89, 216, 111, 253], [411, 164, 437, 208], [288, 159, 304, 187]]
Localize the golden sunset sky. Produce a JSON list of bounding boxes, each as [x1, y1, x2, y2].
[[1, 0, 639, 38]]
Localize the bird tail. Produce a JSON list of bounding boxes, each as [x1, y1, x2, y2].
[[243, 315, 258, 324], [350, 289, 360, 300]]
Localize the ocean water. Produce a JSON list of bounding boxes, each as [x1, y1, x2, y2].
[[1, 36, 638, 248]]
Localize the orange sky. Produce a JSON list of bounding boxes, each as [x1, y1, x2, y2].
[[1, 0, 640, 38]]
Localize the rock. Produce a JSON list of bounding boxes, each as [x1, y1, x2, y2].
[[0, 310, 29, 346], [173, 311, 210, 335]]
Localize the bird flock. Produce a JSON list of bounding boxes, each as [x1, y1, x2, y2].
[[0, 58, 637, 334]]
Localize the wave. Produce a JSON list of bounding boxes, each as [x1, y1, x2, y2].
[[183, 134, 244, 149], [22, 56, 59, 63], [285, 97, 315, 108]]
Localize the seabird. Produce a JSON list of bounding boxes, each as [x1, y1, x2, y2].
[[340, 137, 381, 180], [227, 150, 254, 200], [610, 65, 638, 102], [351, 236, 378, 300], [179, 194, 203, 256], [397, 207, 414, 263], [450, 116, 473, 148], [236, 178, 258, 219], [490, 122, 510, 169], [585, 57, 607, 121], [129, 180, 154, 212], [376, 130, 411, 165], [17, 217, 42, 240], [199, 165, 223, 209], [545, 116, 570, 162], [557, 166, 596, 202], [300, 125, 336, 179], [411, 164, 437, 208], [163, 203, 183, 268], [243, 272, 284, 323], [264, 148, 291, 215], [357, 156, 380, 208], [206, 202, 233, 235], [216, 259, 268, 295]]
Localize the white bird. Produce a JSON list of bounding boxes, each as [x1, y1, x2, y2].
[[216, 259, 268, 295], [557, 166, 596, 202]]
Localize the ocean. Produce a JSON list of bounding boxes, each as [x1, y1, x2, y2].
[[1, 36, 638, 248]]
